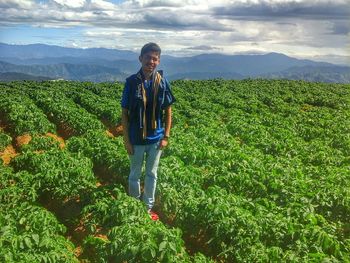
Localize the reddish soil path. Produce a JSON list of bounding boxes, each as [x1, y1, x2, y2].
[[46, 132, 65, 149], [0, 145, 17, 165], [0, 116, 17, 165], [15, 134, 32, 148], [105, 123, 123, 138]]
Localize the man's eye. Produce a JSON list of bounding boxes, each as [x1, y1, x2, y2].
[[147, 56, 158, 61]]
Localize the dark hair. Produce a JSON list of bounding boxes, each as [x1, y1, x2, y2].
[[141, 42, 161, 57]]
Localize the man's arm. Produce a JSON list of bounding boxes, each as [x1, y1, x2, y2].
[[121, 107, 133, 155], [160, 106, 172, 149], [164, 106, 172, 137]]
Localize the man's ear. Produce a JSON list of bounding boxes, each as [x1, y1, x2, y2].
[[139, 55, 142, 62]]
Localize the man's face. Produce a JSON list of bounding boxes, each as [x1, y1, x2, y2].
[[139, 51, 160, 75]]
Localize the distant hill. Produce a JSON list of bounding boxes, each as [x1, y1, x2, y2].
[[162, 52, 334, 77], [263, 65, 350, 83], [0, 43, 137, 60], [0, 72, 52, 82], [168, 71, 244, 80], [0, 61, 127, 82], [0, 43, 349, 83]]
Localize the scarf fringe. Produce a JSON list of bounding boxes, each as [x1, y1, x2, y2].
[[139, 71, 162, 140]]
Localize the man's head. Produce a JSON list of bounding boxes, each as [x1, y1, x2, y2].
[[139, 43, 161, 76]]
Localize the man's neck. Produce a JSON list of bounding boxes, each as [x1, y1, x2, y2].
[[142, 69, 153, 80]]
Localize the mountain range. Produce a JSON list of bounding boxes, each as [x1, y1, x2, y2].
[[0, 43, 349, 83]]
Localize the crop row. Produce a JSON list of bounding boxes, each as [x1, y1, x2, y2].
[[1, 108, 212, 262], [0, 88, 55, 136], [26, 85, 105, 137], [154, 79, 350, 261], [66, 130, 212, 262], [39, 81, 123, 127], [0, 158, 78, 262], [1, 79, 349, 262], [1, 136, 196, 262]]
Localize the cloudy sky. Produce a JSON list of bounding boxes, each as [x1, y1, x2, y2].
[[0, 0, 349, 64]]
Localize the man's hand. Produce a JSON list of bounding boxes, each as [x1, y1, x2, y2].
[[159, 138, 168, 150], [124, 141, 134, 155]]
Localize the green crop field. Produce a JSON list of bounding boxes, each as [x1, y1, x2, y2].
[[0, 79, 349, 262]]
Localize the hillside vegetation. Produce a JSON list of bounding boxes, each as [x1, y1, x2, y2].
[[0, 79, 349, 262], [1, 43, 350, 83]]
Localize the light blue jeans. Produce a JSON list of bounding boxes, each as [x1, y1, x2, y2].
[[128, 141, 162, 210]]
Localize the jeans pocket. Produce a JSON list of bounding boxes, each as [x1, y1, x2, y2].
[[156, 141, 163, 153]]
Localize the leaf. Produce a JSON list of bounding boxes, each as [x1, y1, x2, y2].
[[159, 241, 167, 252], [169, 242, 177, 252], [1, 226, 11, 234], [39, 237, 49, 248], [24, 236, 32, 248], [150, 248, 156, 258], [19, 240, 24, 249], [32, 234, 40, 245]]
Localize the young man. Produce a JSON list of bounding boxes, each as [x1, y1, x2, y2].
[[121, 43, 175, 220]]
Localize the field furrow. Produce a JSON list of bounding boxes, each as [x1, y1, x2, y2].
[[1, 79, 349, 262]]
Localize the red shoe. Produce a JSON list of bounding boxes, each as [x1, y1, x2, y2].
[[148, 210, 159, 221]]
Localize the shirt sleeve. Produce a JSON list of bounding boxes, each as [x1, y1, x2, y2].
[[161, 78, 176, 109], [121, 81, 130, 109]]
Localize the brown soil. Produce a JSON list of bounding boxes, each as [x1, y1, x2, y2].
[[46, 132, 65, 149], [107, 123, 123, 137], [56, 122, 76, 140], [95, 181, 108, 187], [93, 164, 119, 185], [105, 130, 114, 138], [70, 218, 89, 244], [0, 113, 7, 131], [94, 233, 108, 241], [15, 134, 32, 148], [182, 230, 217, 259], [41, 194, 83, 227], [0, 145, 18, 165], [74, 246, 83, 258], [153, 205, 216, 259], [158, 211, 176, 226]]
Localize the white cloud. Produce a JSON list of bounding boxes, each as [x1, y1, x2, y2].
[[0, 0, 33, 8], [84, 30, 123, 38], [0, 0, 348, 64], [53, 0, 86, 8], [90, 0, 116, 10], [121, 0, 183, 8]]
